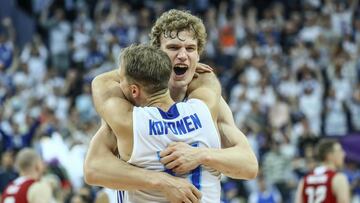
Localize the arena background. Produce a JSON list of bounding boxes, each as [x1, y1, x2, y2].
[[0, 0, 360, 202]]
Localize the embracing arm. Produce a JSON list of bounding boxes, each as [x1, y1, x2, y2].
[[160, 99, 258, 178], [91, 69, 122, 112], [84, 123, 167, 190], [200, 97, 258, 179], [84, 123, 202, 202], [161, 72, 257, 179]]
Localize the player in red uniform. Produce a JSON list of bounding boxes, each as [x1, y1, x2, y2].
[[0, 148, 53, 203], [295, 139, 350, 203]]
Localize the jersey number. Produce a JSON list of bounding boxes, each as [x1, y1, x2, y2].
[[3, 197, 15, 203], [305, 185, 327, 203]]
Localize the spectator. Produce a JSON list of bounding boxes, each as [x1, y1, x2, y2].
[[0, 150, 17, 194]]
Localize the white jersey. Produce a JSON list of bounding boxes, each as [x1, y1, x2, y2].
[[118, 99, 221, 203]]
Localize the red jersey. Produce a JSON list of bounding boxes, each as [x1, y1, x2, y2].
[[1, 177, 36, 203], [302, 166, 337, 203]]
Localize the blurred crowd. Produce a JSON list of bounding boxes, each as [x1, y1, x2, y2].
[[0, 0, 360, 202]]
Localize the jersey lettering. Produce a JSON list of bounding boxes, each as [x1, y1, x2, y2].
[[149, 113, 202, 135]]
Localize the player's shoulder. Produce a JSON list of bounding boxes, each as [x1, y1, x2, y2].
[[332, 172, 348, 182], [196, 71, 217, 81]]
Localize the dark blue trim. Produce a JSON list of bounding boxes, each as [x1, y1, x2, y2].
[[157, 103, 179, 119], [191, 166, 201, 190], [190, 141, 201, 190], [190, 142, 199, 147], [117, 191, 123, 203]]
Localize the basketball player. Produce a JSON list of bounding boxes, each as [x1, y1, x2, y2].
[[84, 9, 258, 201], [1, 148, 53, 203], [102, 44, 221, 202], [295, 139, 350, 203]]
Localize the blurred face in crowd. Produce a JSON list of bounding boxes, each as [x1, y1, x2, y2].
[[1, 151, 14, 169], [159, 30, 199, 88]]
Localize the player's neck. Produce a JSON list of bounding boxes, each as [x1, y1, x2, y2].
[[322, 162, 337, 171], [21, 171, 40, 180], [169, 84, 187, 102], [145, 89, 175, 111]]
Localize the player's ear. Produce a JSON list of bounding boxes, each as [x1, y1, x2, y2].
[[130, 84, 140, 98]]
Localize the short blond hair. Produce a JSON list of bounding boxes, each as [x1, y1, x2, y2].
[[15, 148, 40, 172], [149, 9, 207, 54], [121, 44, 172, 94]]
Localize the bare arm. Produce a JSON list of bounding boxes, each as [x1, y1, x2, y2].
[[332, 173, 351, 203], [295, 179, 304, 203], [84, 123, 165, 190], [91, 70, 122, 112], [183, 97, 258, 179], [207, 97, 258, 179], [161, 72, 258, 179], [84, 122, 202, 202], [161, 98, 258, 178], [27, 181, 52, 203]]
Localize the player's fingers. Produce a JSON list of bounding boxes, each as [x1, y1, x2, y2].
[[173, 165, 191, 175], [164, 159, 181, 169], [197, 63, 213, 71], [173, 168, 186, 175], [183, 198, 196, 203], [159, 147, 174, 157], [191, 186, 202, 200], [182, 198, 192, 203], [186, 189, 200, 203], [160, 153, 176, 165]]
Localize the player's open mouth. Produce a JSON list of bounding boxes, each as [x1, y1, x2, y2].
[[173, 65, 188, 76]]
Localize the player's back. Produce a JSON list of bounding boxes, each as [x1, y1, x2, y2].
[[1, 176, 36, 203], [121, 98, 221, 203], [302, 166, 337, 203]]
